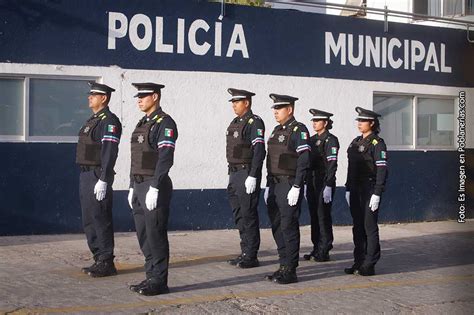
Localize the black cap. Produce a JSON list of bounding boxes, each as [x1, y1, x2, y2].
[[355, 107, 381, 120], [227, 88, 255, 102], [269, 94, 298, 109], [88, 82, 115, 95], [309, 108, 333, 121], [132, 82, 165, 97]]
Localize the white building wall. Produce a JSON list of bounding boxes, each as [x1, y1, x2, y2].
[[1, 62, 472, 191]]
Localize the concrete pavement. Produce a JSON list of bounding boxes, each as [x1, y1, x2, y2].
[[0, 220, 473, 314]]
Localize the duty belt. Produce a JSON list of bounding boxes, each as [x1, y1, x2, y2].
[[269, 175, 295, 184], [133, 174, 153, 183], [80, 165, 100, 172], [228, 164, 250, 173]]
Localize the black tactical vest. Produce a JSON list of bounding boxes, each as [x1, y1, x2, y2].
[[76, 116, 102, 166], [267, 123, 299, 177], [226, 116, 253, 165], [347, 135, 377, 181], [130, 113, 169, 176]]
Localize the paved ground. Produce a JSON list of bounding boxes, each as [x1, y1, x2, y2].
[[0, 220, 473, 314]]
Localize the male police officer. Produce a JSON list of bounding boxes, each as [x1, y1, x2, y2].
[[226, 88, 265, 269], [128, 83, 178, 296], [264, 94, 311, 284], [303, 109, 339, 262], [77, 82, 122, 277]]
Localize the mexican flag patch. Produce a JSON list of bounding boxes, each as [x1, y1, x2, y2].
[[107, 125, 117, 133], [381, 151, 387, 159], [257, 129, 264, 136], [331, 147, 337, 154], [301, 132, 308, 140], [165, 128, 174, 137]]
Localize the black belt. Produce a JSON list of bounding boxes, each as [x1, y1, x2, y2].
[[80, 165, 100, 172], [269, 176, 295, 184], [133, 174, 153, 183], [228, 164, 251, 172]]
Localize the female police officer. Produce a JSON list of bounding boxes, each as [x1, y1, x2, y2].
[[303, 109, 339, 262], [344, 107, 388, 276]]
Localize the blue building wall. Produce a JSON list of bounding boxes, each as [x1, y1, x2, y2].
[[0, 143, 470, 235]]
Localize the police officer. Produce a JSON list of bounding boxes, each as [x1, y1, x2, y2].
[[264, 94, 311, 284], [303, 109, 339, 262], [127, 83, 178, 296], [77, 82, 122, 277], [344, 107, 388, 276], [225, 88, 265, 269]]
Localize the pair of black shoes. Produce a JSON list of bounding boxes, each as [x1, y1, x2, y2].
[[303, 251, 330, 262], [81, 260, 117, 277], [264, 265, 298, 284], [129, 279, 170, 296], [344, 264, 375, 276], [227, 255, 259, 269]]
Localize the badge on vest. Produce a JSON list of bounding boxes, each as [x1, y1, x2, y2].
[[138, 134, 145, 143], [316, 140, 321, 146], [278, 135, 285, 143], [233, 131, 239, 138], [358, 145, 365, 152], [84, 126, 90, 133]]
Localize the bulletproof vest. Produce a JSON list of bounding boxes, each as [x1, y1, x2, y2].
[[347, 135, 377, 181], [226, 116, 253, 165], [267, 123, 299, 177], [309, 135, 328, 175], [76, 115, 102, 166], [130, 113, 169, 176]]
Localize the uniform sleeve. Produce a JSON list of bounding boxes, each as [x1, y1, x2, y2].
[[98, 117, 122, 183], [345, 144, 354, 192], [150, 118, 178, 188], [248, 118, 266, 177], [373, 140, 388, 195], [293, 125, 311, 187], [324, 136, 339, 187]]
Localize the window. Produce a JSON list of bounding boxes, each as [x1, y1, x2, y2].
[[0, 76, 96, 142], [413, 0, 473, 17], [373, 94, 456, 150]]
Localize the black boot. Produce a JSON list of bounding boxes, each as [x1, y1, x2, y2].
[[88, 260, 117, 278], [314, 252, 330, 262], [237, 258, 259, 269], [138, 281, 170, 296], [303, 251, 316, 261], [264, 265, 286, 281], [355, 265, 375, 276], [81, 261, 98, 274], [227, 255, 243, 266], [129, 279, 148, 293], [274, 267, 298, 284], [344, 264, 361, 275]]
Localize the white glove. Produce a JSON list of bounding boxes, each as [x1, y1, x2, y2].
[[369, 194, 380, 212], [127, 188, 134, 209], [264, 187, 269, 205], [94, 180, 107, 201], [245, 176, 257, 194], [145, 186, 159, 211], [287, 186, 301, 206], [304, 185, 307, 200], [323, 186, 332, 204], [345, 191, 350, 206]]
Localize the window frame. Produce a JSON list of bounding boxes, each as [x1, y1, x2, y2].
[[412, 0, 471, 19], [0, 74, 99, 143], [373, 91, 458, 151]]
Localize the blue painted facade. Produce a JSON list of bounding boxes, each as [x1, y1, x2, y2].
[[0, 143, 470, 235]]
